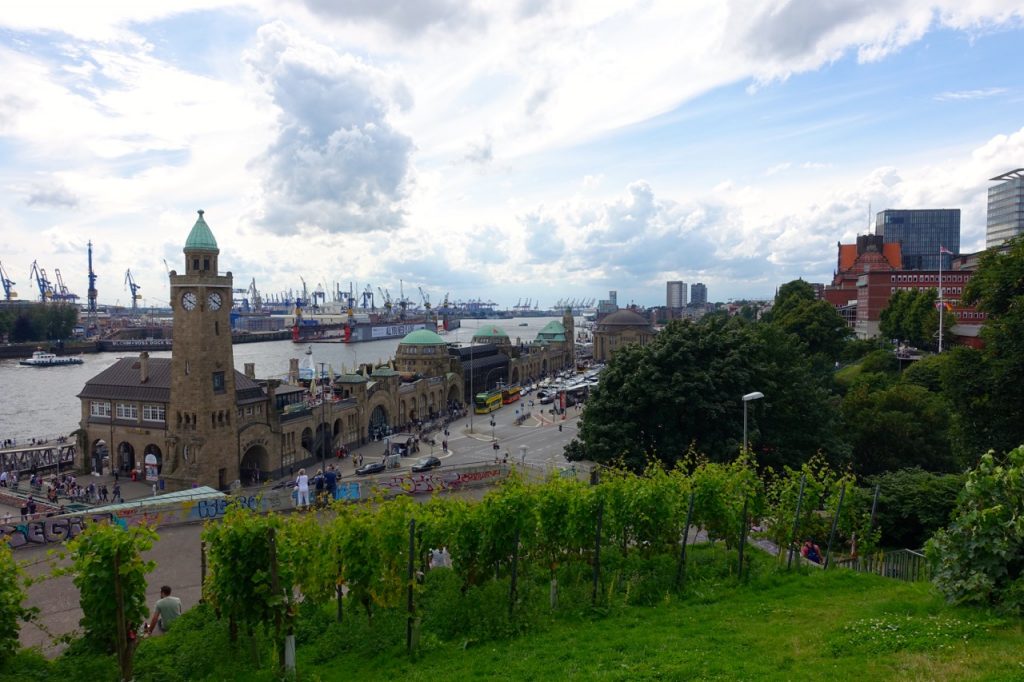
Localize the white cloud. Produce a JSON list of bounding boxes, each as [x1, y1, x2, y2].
[[245, 22, 415, 235], [934, 87, 1008, 101]]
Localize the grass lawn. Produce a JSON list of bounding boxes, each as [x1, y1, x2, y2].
[[368, 568, 1023, 681]]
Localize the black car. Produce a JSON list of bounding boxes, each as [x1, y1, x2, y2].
[[411, 456, 441, 473], [356, 461, 387, 476]]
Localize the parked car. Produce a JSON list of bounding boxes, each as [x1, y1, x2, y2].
[[539, 394, 554, 404], [411, 456, 441, 473], [356, 461, 387, 476]]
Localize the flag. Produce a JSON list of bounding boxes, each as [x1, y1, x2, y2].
[[939, 245, 953, 255]]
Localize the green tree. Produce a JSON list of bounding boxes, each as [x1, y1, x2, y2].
[[955, 235, 1024, 457], [927, 446, 1024, 614], [865, 468, 964, 549], [64, 521, 156, 680], [570, 315, 847, 471], [840, 382, 954, 475], [0, 541, 32, 666]]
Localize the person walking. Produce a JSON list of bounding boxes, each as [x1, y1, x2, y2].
[[324, 465, 338, 502], [294, 468, 310, 508], [145, 585, 182, 635]]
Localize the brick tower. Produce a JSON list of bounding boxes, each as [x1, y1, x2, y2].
[[165, 210, 238, 488]]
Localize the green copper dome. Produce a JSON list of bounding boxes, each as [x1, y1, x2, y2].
[[184, 210, 219, 252], [400, 329, 447, 345], [473, 324, 509, 339]]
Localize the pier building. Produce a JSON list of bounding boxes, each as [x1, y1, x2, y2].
[[75, 212, 574, 490]]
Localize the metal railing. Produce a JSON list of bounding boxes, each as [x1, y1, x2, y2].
[[835, 548, 930, 582]]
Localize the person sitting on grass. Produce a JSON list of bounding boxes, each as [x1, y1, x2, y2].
[[801, 539, 822, 564]]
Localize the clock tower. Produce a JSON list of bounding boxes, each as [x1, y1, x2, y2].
[[165, 210, 238, 488]]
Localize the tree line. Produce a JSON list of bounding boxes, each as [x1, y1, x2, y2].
[[0, 303, 79, 343]]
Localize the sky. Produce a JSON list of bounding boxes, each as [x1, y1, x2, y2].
[[1, 1, 1024, 309]]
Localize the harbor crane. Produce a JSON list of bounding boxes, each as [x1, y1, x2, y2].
[[248, 278, 262, 311], [29, 261, 53, 301], [88, 242, 98, 314], [0, 261, 16, 300], [53, 269, 79, 302], [124, 269, 142, 311], [377, 287, 393, 315], [361, 285, 374, 310]]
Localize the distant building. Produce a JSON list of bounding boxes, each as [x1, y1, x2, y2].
[[987, 169, 1024, 249], [875, 209, 960, 270], [596, 290, 619, 316], [593, 309, 654, 362], [666, 281, 687, 309], [690, 283, 707, 307]]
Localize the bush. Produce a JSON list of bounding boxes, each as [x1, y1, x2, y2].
[[927, 446, 1024, 613], [864, 469, 964, 548], [859, 350, 899, 375], [0, 541, 30, 666]]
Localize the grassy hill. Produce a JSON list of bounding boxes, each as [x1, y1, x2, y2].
[[8, 545, 1021, 681]]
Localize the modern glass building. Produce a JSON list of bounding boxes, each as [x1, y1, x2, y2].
[[987, 169, 1024, 249], [874, 209, 960, 270], [690, 282, 707, 307], [666, 281, 686, 309]]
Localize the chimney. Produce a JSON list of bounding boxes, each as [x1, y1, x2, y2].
[[244, 362, 255, 379], [139, 351, 149, 384], [288, 358, 300, 384]]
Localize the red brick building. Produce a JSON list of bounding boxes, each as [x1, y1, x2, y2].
[[823, 235, 985, 346]]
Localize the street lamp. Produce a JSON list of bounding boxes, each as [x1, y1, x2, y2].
[[468, 342, 475, 433], [742, 391, 764, 455], [319, 362, 328, 473], [490, 416, 496, 442]]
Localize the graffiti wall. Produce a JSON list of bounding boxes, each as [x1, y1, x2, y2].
[[2, 464, 511, 550]]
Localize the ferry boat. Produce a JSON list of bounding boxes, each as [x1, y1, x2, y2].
[[19, 350, 84, 367]]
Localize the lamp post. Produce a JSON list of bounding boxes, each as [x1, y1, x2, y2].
[[468, 342, 475, 433], [490, 416, 496, 442], [741, 391, 764, 454], [319, 362, 327, 472]]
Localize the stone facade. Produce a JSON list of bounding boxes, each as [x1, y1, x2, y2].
[[76, 212, 462, 489], [593, 308, 654, 361]]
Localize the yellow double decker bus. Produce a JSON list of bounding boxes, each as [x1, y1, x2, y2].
[[474, 388, 503, 414]]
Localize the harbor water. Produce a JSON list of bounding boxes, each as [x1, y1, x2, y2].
[[0, 317, 564, 443]]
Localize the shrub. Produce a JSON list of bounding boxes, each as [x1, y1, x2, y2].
[[865, 469, 964, 548], [927, 446, 1024, 613], [0, 541, 30, 666]]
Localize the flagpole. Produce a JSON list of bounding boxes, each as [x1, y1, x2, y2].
[[938, 247, 944, 354]]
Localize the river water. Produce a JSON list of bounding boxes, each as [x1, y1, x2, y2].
[[0, 317, 563, 443]]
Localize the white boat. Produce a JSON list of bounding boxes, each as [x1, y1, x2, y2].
[[19, 350, 84, 367]]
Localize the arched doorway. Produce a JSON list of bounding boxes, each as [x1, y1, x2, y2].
[[143, 444, 162, 480], [541, 358, 548, 376], [91, 439, 109, 475], [447, 385, 460, 405], [117, 442, 135, 475], [369, 404, 389, 440], [316, 422, 331, 459], [241, 444, 269, 485], [511, 367, 520, 384], [301, 427, 313, 454]]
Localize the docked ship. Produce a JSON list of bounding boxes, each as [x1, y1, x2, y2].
[[290, 303, 459, 344], [19, 350, 84, 366]]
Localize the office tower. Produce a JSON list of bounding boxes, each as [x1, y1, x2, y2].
[[690, 282, 707, 307], [666, 281, 686, 309], [875, 209, 960, 270], [987, 169, 1024, 249]]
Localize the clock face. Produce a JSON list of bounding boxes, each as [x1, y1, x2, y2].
[[181, 291, 198, 311], [208, 292, 223, 311]]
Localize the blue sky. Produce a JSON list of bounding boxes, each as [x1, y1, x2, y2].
[[1, 1, 1023, 309]]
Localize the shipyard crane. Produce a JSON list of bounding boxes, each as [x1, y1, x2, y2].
[[124, 269, 142, 311], [53, 269, 79, 302], [0, 261, 16, 300], [418, 286, 431, 312], [298, 277, 310, 309], [29, 261, 53, 301], [361, 285, 374, 310], [248, 278, 262, 311], [377, 287, 393, 316]]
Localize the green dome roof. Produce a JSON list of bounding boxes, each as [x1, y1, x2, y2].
[[184, 210, 219, 252], [538, 321, 565, 334], [400, 329, 446, 345], [473, 324, 509, 339]]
